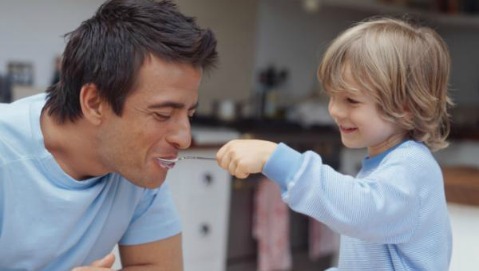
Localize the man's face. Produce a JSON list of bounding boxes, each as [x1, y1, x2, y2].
[[97, 56, 202, 188]]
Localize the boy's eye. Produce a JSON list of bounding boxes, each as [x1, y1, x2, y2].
[[346, 98, 359, 104]]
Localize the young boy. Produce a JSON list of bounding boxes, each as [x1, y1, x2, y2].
[[217, 17, 452, 271]]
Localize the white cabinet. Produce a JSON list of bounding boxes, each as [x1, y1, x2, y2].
[[167, 148, 232, 271]]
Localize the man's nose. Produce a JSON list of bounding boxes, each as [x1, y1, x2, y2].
[[166, 117, 192, 150]]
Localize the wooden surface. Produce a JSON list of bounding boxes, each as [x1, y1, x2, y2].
[[443, 166, 479, 206]]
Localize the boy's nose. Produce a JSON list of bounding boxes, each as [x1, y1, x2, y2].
[[328, 99, 340, 118]]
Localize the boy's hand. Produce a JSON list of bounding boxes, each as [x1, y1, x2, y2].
[[71, 253, 115, 271], [216, 139, 277, 179]]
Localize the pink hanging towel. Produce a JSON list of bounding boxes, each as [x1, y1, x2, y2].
[[308, 218, 340, 261], [253, 177, 292, 271]]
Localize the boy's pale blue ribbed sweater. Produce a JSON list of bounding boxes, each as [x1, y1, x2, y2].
[[263, 140, 451, 271]]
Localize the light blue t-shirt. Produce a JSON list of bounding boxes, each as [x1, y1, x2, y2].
[[264, 141, 452, 271], [0, 94, 181, 270]]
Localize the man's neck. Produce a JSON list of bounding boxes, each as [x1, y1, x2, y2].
[[40, 111, 108, 180]]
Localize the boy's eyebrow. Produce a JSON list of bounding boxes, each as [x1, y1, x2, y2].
[[147, 101, 199, 111]]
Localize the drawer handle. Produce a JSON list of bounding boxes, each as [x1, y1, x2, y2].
[[200, 223, 211, 236], [203, 173, 214, 186]]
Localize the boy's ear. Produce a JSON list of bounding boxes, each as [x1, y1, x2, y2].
[[403, 103, 413, 123], [79, 83, 105, 125]]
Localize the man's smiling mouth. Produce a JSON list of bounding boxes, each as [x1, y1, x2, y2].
[[156, 157, 177, 169]]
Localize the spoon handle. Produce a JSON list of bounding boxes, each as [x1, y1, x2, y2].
[[181, 156, 216, 161]]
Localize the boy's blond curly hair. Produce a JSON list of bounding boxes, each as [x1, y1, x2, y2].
[[318, 17, 453, 151]]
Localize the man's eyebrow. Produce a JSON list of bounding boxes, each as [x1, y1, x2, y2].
[[147, 101, 199, 111]]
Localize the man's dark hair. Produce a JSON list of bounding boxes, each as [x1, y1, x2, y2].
[[45, 0, 218, 123]]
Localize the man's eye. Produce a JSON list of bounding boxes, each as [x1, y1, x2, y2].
[[153, 113, 171, 120]]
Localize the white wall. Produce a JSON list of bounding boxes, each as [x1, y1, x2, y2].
[[176, 0, 259, 114], [0, 0, 105, 89], [254, 1, 367, 100]]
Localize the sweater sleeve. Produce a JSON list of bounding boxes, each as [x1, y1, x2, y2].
[[263, 143, 421, 244]]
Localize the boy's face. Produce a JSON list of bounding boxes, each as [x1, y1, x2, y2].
[[327, 69, 405, 157], [96, 56, 201, 188]]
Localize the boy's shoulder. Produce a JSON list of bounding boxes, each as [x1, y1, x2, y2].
[[387, 140, 432, 159], [383, 140, 441, 175]]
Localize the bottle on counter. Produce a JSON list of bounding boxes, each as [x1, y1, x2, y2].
[[256, 65, 289, 120]]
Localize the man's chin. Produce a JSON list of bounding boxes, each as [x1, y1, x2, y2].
[[127, 174, 167, 189], [135, 179, 166, 189], [144, 181, 165, 189]]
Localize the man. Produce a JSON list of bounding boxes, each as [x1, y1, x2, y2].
[[0, 0, 217, 270]]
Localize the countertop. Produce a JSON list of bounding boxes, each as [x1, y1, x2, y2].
[[443, 166, 479, 207]]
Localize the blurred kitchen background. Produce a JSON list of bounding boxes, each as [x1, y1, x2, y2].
[[1, 0, 479, 270]]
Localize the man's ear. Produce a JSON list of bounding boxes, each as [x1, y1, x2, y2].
[[79, 83, 104, 125]]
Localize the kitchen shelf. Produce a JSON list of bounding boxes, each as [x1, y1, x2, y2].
[[321, 0, 479, 28]]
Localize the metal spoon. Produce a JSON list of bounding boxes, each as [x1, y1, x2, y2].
[[157, 156, 216, 163]]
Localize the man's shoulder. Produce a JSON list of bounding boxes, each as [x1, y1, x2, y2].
[[0, 93, 45, 123], [0, 93, 46, 164]]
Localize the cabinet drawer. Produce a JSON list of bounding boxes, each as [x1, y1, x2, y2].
[[182, 199, 228, 262], [168, 152, 230, 198], [183, 162, 229, 197]]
